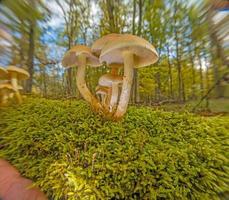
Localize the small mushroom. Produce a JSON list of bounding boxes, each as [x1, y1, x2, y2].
[[98, 74, 123, 112], [92, 34, 123, 107], [62, 45, 103, 111], [0, 83, 16, 106], [7, 66, 30, 104], [100, 34, 158, 119], [95, 85, 110, 107]]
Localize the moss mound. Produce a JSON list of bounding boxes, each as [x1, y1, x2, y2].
[[0, 98, 228, 200]]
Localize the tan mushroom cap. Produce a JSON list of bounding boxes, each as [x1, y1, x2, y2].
[[0, 83, 16, 93], [7, 66, 30, 80], [100, 34, 159, 68], [99, 74, 123, 87], [91, 33, 121, 56], [62, 45, 100, 68], [0, 67, 8, 79], [96, 85, 110, 95]]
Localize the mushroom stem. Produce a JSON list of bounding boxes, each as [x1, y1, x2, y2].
[[105, 87, 112, 107], [11, 73, 22, 104], [114, 51, 134, 119], [101, 94, 106, 105], [77, 54, 103, 112], [109, 82, 119, 112]]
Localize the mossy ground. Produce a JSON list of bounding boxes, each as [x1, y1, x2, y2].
[[0, 98, 228, 200]]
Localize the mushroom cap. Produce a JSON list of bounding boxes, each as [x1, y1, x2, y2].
[[0, 83, 16, 94], [100, 34, 159, 68], [95, 85, 110, 95], [0, 67, 8, 79], [7, 66, 30, 80], [91, 33, 121, 56], [99, 74, 123, 87], [62, 45, 100, 68]]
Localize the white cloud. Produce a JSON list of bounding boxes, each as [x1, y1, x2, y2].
[[44, 0, 69, 28]]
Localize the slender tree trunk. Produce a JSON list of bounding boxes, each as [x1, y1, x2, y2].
[[156, 72, 161, 101], [42, 66, 47, 97], [190, 52, 196, 100], [133, 0, 142, 103], [132, 0, 136, 35], [66, 37, 73, 96], [26, 21, 35, 93], [131, 0, 137, 103], [167, 46, 173, 99], [19, 20, 26, 68], [175, 30, 182, 102], [137, 0, 142, 36], [106, 0, 116, 32], [198, 53, 204, 98], [204, 54, 210, 109]]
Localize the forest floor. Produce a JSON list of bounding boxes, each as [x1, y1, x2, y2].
[[0, 97, 228, 199], [143, 98, 229, 116]]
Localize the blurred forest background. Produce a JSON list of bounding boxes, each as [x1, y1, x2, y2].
[[0, 0, 228, 112]]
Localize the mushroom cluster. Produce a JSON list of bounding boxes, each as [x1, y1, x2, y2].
[[0, 66, 29, 106], [62, 34, 158, 119]]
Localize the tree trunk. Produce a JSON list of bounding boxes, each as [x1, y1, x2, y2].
[[26, 21, 35, 93], [132, 0, 136, 35], [191, 52, 196, 100], [106, 0, 116, 32], [137, 0, 142, 36], [198, 53, 204, 98], [175, 30, 182, 102], [204, 54, 210, 109], [133, 0, 143, 103], [167, 45, 173, 99], [131, 0, 137, 103]]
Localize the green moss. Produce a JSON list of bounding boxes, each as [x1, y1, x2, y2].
[[0, 98, 228, 200]]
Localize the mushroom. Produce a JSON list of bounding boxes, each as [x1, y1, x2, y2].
[[92, 34, 124, 107], [98, 74, 123, 112], [7, 66, 30, 104], [62, 45, 103, 111], [100, 34, 159, 119], [0, 83, 16, 106], [95, 85, 110, 107]]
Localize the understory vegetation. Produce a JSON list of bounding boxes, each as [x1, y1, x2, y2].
[[0, 98, 228, 200]]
